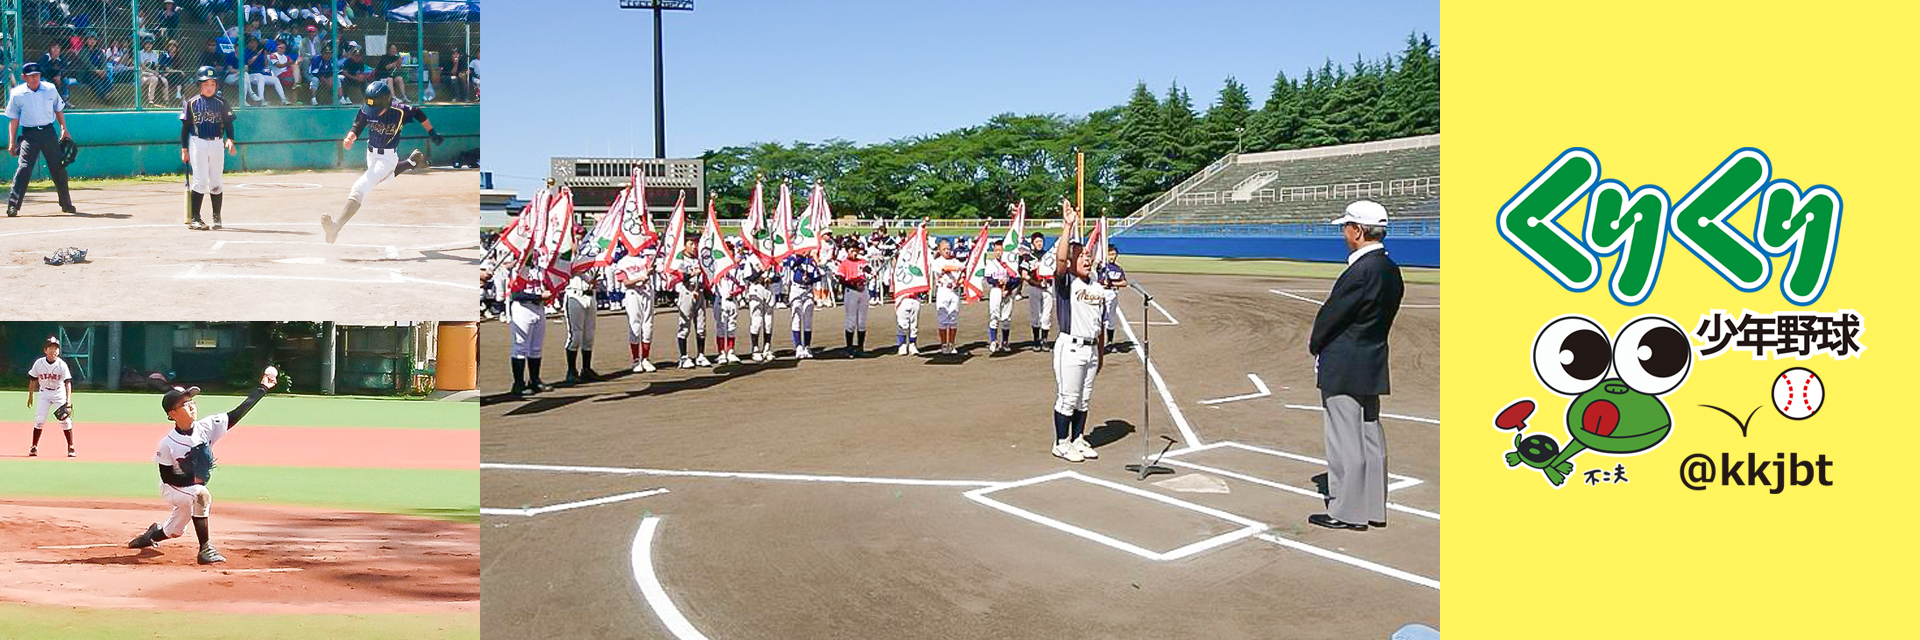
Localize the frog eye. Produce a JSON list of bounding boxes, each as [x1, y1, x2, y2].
[[1613, 315, 1692, 395], [1532, 315, 1611, 396]]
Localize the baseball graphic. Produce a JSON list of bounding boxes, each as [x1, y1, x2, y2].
[[1772, 367, 1824, 420]]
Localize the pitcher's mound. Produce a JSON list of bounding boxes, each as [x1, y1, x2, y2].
[[0, 499, 477, 614]]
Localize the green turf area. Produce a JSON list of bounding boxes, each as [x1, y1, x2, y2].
[[0, 461, 477, 522], [1117, 255, 1441, 284], [0, 603, 476, 640], [7, 392, 476, 430], [17, 169, 314, 191]]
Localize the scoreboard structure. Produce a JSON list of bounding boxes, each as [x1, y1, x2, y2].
[[548, 156, 705, 215]]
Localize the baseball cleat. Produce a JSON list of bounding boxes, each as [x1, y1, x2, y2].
[[319, 215, 340, 243], [60, 205, 77, 214], [186, 219, 210, 231], [896, 344, 908, 356], [678, 357, 694, 369], [695, 354, 712, 367], [1051, 440, 1085, 463], [197, 544, 227, 564], [26, 446, 35, 457], [632, 361, 648, 373], [407, 149, 426, 168], [67, 446, 76, 458], [128, 523, 163, 549], [908, 344, 921, 355], [641, 359, 657, 372], [5, 204, 16, 217], [1073, 437, 1098, 459]]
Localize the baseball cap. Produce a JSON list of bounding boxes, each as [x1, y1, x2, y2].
[[160, 385, 201, 415], [43, 336, 59, 347], [1330, 200, 1390, 227], [306, 25, 317, 33], [21, 62, 40, 76]]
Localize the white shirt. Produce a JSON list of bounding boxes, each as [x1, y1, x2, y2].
[[5, 81, 64, 128], [468, 57, 480, 83], [614, 253, 657, 293], [153, 413, 231, 466], [1346, 242, 1385, 266], [28, 356, 70, 392], [1061, 276, 1115, 339]]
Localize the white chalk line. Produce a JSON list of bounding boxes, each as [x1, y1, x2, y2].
[[1121, 292, 1180, 326], [1166, 441, 1428, 494], [37, 543, 118, 549], [483, 488, 670, 517], [631, 516, 712, 640], [1280, 403, 1440, 425], [1198, 373, 1272, 405], [963, 470, 1266, 561], [482, 462, 997, 488], [1256, 533, 1439, 590], [1267, 288, 1437, 309], [0, 222, 471, 240], [219, 567, 305, 573], [174, 265, 475, 290], [210, 239, 402, 259], [1115, 306, 1202, 448]]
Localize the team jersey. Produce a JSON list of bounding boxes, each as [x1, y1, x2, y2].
[[181, 93, 234, 140], [1056, 274, 1114, 339], [1099, 262, 1128, 288], [153, 413, 230, 487], [614, 253, 658, 293], [670, 254, 704, 296], [932, 257, 964, 296], [28, 356, 71, 392], [986, 256, 1020, 290], [836, 258, 870, 288], [352, 103, 426, 150]]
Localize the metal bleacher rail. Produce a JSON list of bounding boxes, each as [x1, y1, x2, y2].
[[1115, 134, 1441, 238], [0, 0, 478, 111]]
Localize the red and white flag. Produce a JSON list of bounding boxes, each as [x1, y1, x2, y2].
[[1086, 217, 1108, 268], [656, 191, 690, 288], [698, 196, 742, 293], [613, 169, 656, 255], [792, 182, 829, 256], [998, 200, 1026, 248], [537, 188, 578, 298], [770, 181, 795, 261], [498, 189, 545, 261], [891, 222, 932, 302], [741, 178, 772, 264], [960, 221, 993, 302]]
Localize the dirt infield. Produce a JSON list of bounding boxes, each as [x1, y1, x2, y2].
[[0, 169, 479, 321], [0, 423, 478, 469], [0, 499, 477, 614], [481, 271, 1439, 639]]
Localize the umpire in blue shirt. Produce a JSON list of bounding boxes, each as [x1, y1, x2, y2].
[[1306, 200, 1404, 532], [5, 62, 76, 217]]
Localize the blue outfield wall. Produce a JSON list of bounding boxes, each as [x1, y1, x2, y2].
[[1112, 235, 1440, 268], [3, 104, 477, 179]]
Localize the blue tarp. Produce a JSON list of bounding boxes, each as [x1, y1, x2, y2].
[[387, 1, 480, 23]]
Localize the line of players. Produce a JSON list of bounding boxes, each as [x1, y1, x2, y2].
[[488, 228, 1127, 395]]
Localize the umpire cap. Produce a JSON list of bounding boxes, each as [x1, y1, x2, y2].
[[195, 65, 218, 82], [161, 385, 201, 415], [20, 62, 39, 77]]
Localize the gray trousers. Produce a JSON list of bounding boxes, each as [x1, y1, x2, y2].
[[1322, 392, 1387, 525], [9, 125, 72, 210]]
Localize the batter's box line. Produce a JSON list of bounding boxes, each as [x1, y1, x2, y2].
[[210, 239, 400, 259], [1162, 441, 1438, 520], [963, 470, 1267, 561], [174, 263, 477, 290], [0, 222, 474, 240], [483, 488, 670, 517]]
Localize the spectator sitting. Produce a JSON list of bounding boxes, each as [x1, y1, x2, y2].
[[340, 46, 372, 103], [139, 39, 168, 106], [306, 46, 336, 105], [75, 34, 114, 103], [467, 49, 478, 100], [36, 42, 72, 98], [243, 39, 283, 105], [438, 48, 470, 102], [268, 40, 295, 104], [107, 38, 137, 84], [375, 42, 408, 102], [153, 0, 182, 42]]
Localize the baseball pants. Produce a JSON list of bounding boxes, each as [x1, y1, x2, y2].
[[987, 287, 1014, 334], [675, 291, 707, 354], [843, 289, 870, 331], [1322, 392, 1388, 525], [623, 287, 655, 345], [507, 299, 545, 359], [935, 292, 960, 329], [1026, 283, 1054, 329], [713, 296, 739, 337], [347, 148, 402, 203], [747, 289, 775, 336], [34, 390, 71, 430], [8, 125, 73, 210], [187, 136, 226, 194], [564, 294, 595, 351], [1052, 335, 1100, 414], [789, 289, 816, 332], [159, 482, 211, 538], [895, 297, 920, 336]]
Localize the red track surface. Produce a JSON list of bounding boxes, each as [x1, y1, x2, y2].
[[0, 423, 477, 469]]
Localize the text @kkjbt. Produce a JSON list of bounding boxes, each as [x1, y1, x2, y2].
[[1679, 453, 1834, 493]]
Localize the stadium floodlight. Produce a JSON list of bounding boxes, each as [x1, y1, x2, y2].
[[619, 0, 695, 159]]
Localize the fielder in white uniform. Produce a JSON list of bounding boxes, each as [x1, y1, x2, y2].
[[616, 248, 661, 373], [785, 253, 824, 359], [744, 259, 778, 362], [321, 79, 443, 244], [710, 256, 746, 365], [894, 289, 923, 356], [1020, 232, 1056, 351], [561, 269, 602, 385], [1049, 240, 1114, 463], [482, 241, 552, 396], [984, 243, 1020, 354], [671, 238, 710, 369], [179, 66, 235, 230], [930, 243, 965, 355], [126, 368, 278, 565], [25, 337, 74, 457]]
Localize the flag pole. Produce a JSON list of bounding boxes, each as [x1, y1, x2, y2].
[[1075, 150, 1085, 239]]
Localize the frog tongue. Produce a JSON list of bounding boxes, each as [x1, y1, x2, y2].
[[1582, 400, 1619, 437]]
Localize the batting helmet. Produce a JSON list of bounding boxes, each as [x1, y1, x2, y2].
[[194, 65, 218, 83], [55, 137, 78, 167], [365, 79, 393, 106]]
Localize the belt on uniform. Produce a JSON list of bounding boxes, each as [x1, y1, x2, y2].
[[20, 124, 53, 130], [194, 135, 222, 141], [369, 147, 394, 155], [1058, 334, 1097, 348]]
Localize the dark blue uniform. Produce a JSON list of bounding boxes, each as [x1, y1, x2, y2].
[[180, 94, 234, 142], [351, 103, 426, 151]]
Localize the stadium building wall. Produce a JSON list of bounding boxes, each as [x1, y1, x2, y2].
[[1113, 235, 1439, 268], [1, 104, 478, 179]]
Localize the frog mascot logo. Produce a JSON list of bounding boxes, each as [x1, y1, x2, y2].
[[1493, 314, 1694, 487]]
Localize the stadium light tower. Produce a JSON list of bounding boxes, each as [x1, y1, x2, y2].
[[618, 0, 694, 159]]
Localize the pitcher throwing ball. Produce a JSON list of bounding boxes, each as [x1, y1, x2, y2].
[[180, 66, 235, 230], [320, 79, 444, 243], [126, 367, 278, 565]]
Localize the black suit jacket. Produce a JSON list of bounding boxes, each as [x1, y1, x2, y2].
[[1309, 246, 1404, 397]]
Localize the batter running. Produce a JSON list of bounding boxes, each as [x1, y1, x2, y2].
[[320, 79, 443, 243], [126, 367, 279, 564]]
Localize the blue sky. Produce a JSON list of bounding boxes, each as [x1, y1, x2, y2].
[[480, 0, 1438, 195]]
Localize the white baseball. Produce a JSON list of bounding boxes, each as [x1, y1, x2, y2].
[[1772, 367, 1823, 420], [264, 366, 278, 377]]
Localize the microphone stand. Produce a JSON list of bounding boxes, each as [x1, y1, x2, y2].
[[1123, 282, 1176, 480]]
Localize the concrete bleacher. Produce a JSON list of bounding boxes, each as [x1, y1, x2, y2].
[[1120, 134, 1440, 237]]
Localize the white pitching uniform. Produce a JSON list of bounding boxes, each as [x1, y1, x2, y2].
[[28, 356, 72, 430], [1053, 275, 1115, 415], [152, 413, 230, 539]]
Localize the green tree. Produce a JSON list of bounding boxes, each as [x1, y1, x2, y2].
[[1200, 76, 1253, 160]]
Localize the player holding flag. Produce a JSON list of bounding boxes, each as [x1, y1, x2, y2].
[[699, 197, 745, 364]]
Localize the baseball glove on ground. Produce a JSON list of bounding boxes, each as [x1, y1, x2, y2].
[[53, 403, 71, 421]]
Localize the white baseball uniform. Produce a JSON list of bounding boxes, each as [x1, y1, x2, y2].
[[1023, 250, 1056, 330], [672, 254, 708, 354], [986, 255, 1017, 334], [617, 253, 659, 348], [745, 263, 776, 340], [1053, 275, 1114, 414], [564, 273, 598, 351], [152, 413, 230, 538], [712, 266, 744, 338], [28, 356, 72, 430], [932, 257, 963, 329]]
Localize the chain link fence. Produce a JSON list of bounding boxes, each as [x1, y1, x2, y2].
[[0, 0, 478, 111]]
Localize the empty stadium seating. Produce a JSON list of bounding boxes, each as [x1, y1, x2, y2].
[[1120, 135, 1439, 238]]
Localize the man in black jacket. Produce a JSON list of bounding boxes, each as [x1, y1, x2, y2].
[[1306, 200, 1404, 532]]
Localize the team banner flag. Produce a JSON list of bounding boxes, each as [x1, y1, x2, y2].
[[742, 178, 772, 263], [812, 181, 833, 237], [1087, 217, 1108, 268], [498, 187, 546, 260], [613, 168, 656, 255], [792, 182, 829, 256], [538, 187, 579, 298], [999, 200, 1026, 248], [572, 202, 623, 273], [960, 221, 993, 302], [892, 221, 933, 302], [771, 181, 795, 261], [656, 191, 689, 284], [699, 196, 741, 293]]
